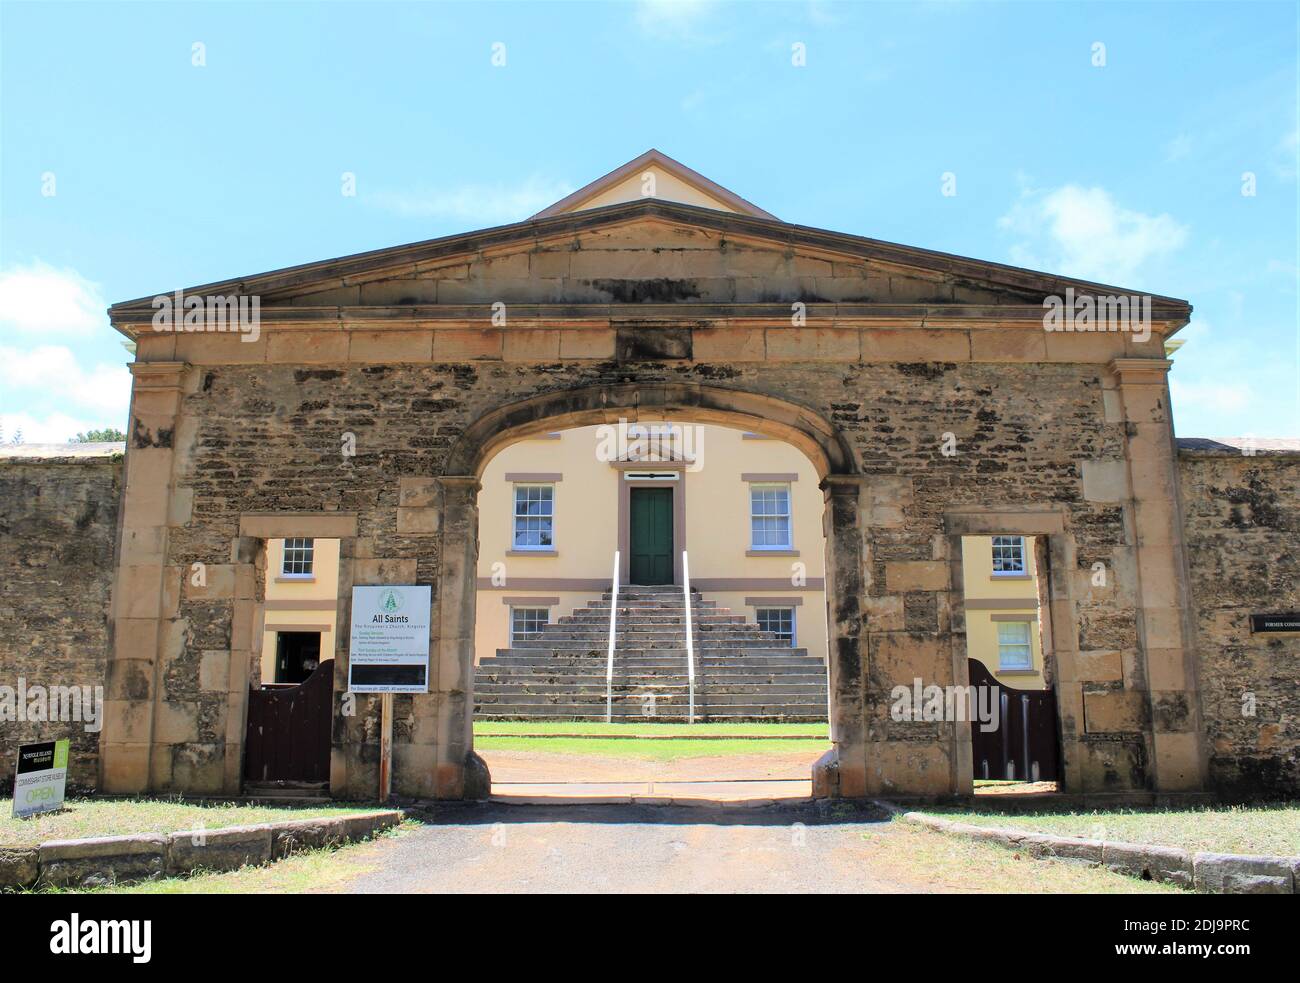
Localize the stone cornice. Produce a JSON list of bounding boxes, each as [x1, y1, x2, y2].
[[112, 303, 1190, 334]]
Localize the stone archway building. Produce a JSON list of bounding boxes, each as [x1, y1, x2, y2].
[[89, 151, 1296, 802]]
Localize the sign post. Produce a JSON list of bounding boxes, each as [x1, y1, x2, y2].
[[13, 739, 70, 818], [348, 585, 431, 802], [379, 693, 393, 802]]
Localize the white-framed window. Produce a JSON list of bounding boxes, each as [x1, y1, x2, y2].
[[510, 607, 549, 643], [281, 537, 315, 577], [755, 607, 796, 646], [749, 483, 792, 550], [997, 621, 1034, 670], [512, 484, 554, 550], [991, 535, 1027, 576]]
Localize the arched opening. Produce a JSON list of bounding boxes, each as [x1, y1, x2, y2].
[[437, 383, 863, 802]]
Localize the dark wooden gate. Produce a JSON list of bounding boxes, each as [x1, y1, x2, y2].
[[244, 659, 334, 784], [968, 659, 1060, 783]]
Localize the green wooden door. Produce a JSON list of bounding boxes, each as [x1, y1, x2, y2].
[[629, 487, 674, 584]]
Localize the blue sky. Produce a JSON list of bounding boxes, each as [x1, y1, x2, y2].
[[1, 0, 1296, 441]]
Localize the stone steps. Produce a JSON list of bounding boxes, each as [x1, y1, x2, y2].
[[477, 671, 829, 683], [477, 706, 828, 721], [474, 587, 828, 722], [488, 655, 811, 663]]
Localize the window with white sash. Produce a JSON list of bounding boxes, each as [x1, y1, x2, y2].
[[281, 538, 315, 577], [510, 607, 549, 643], [755, 607, 796, 646], [991, 535, 1027, 576], [512, 485, 555, 550], [997, 621, 1033, 670], [749, 484, 792, 550]]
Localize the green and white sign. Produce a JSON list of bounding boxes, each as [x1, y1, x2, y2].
[[13, 739, 69, 818], [348, 585, 432, 693]]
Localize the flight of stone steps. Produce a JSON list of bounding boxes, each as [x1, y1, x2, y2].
[[474, 585, 829, 721]]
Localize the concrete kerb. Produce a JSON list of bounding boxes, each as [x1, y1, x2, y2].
[[874, 799, 1297, 894], [1, 810, 403, 891]]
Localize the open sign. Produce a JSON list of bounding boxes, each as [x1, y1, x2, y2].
[[12, 739, 69, 818]]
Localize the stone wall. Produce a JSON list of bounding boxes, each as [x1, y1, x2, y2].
[[143, 355, 1153, 799], [0, 445, 123, 791], [1179, 443, 1300, 798]]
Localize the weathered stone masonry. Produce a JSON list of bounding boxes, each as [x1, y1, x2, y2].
[[0, 445, 123, 790], [64, 198, 1295, 801], [1179, 444, 1300, 798]]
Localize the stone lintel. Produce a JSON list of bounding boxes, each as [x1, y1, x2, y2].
[[237, 512, 359, 539]]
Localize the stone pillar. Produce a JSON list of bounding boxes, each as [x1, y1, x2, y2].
[[101, 361, 189, 793], [218, 537, 260, 794], [864, 484, 955, 797], [1110, 358, 1206, 791], [330, 536, 357, 796], [428, 476, 491, 800], [816, 475, 869, 797]]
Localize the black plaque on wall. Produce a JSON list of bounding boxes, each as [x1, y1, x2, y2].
[[1250, 613, 1300, 633]]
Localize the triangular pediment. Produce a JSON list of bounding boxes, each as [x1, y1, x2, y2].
[[531, 149, 777, 221], [270, 216, 1049, 308], [108, 198, 1192, 333]]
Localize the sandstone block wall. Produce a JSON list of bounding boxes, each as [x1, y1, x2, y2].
[[150, 354, 1151, 799], [1179, 446, 1300, 797], [0, 446, 123, 791]]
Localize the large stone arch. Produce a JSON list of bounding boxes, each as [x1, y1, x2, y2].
[[432, 381, 866, 801], [445, 380, 857, 479]]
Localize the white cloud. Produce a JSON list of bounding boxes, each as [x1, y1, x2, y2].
[[0, 344, 131, 418], [998, 183, 1189, 286], [0, 263, 127, 445], [1169, 376, 1253, 415], [1163, 133, 1192, 163], [633, 0, 720, 43], [367, 176, 575, 225], [0, 411, 107, 445], [1273, 128, 1298, 181], [807, 0, 841, 27], [0, 260, 107, 336], [681, 89, 706, 112]]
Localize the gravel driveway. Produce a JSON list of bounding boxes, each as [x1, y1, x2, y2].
[[344, 802, 906, 893], [332, 801, 1173, 894]]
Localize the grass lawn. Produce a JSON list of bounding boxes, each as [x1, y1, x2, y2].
[[863, 822, 1184, 894], [917, 802, 1300, 856], [475, 735, 829, 760], [474, 721, 828, 737], [0, 797, 380, 849]]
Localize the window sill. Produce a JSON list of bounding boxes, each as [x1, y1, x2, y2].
[[275, 576, 316, 583], [747, 549, 799, 557], [997, 668, 1038, 675], [507, 549, 558, 557], [990, 573, 1031, 581]]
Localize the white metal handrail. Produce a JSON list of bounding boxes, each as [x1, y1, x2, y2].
[[682, 550, 696, 724], [605, 550, 620, 724]]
